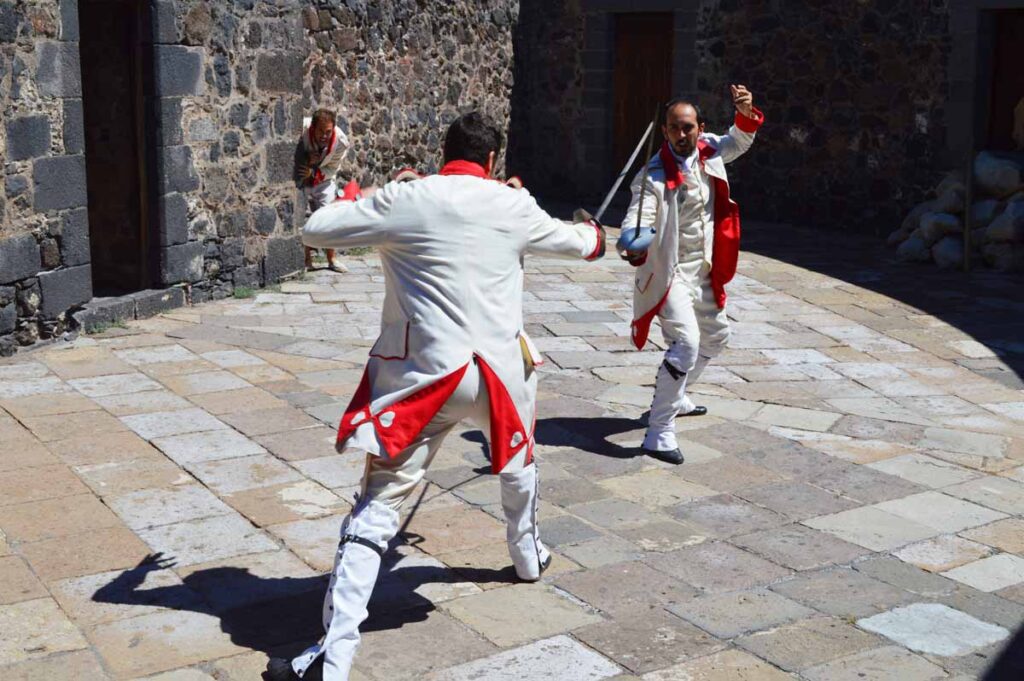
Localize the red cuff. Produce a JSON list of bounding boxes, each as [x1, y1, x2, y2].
[[585, 221, 604, 261], [734, 106, 764, 133]]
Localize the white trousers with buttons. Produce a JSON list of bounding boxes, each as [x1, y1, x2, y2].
[[642, 268, 730, 452]]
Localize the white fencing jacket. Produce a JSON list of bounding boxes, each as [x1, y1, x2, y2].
[[301, 117, 350, 208], [624, 108, 764, 349], [303, 160, 603, 472]]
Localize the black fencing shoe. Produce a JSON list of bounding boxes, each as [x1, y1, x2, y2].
[[642, 447, 684, 465], [680, 405, 708, 417], [266, 657, 323, 681], [265, 658, 297, 680]]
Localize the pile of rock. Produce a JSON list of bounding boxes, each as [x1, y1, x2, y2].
[[888, 153, 1023, 271]]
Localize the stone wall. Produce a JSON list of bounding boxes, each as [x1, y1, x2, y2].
[[508, 0, 954, 233], [150, 0, 311, 304], [507, 0, 586, 194], [0, 0, 520, 355], [304, 0, 518, 181], [690, 0, 952, 232], [0, 0, 89, 355]]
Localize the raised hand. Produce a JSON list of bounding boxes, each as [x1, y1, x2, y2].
[[140, 552, 178, 571], [731, 84, 754, 117]]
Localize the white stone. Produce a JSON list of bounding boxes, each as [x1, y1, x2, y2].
[[874, 491, 1007, 533], [857, 603, 1008, 656], [893, 535, 993, 573], [121, 408, 229, 440], [114, 344, 196, 366], [188, 454, 304, 495], [201, 350, 268, 368], [69, 373, 162, 397], [425, 635, 621, 681], [292, 454, 365, 490], [760, 349, 834, 364], [974, 152, 1021, 197], [94, 390, 192, 415], [0, 362, 50, 379], [106, 484, 233, 530], [866, 454, 978, 488], [0, 376, 71, 399], [941, 553, 1024, 592], [983, 402, 1024, 422], [152, 429, 266, 465], [804, 507, 937, 551]]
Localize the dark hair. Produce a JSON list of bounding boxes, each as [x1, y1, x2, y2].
[[443, 111, 502, 166], [311, 108, 336, 126], [664, 98, 703, 126]]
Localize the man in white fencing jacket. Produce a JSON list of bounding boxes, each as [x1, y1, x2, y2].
[[625, 86, 763, 465], [268, 111, 605, 681]]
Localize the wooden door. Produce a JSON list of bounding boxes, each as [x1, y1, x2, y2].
[[80, 0, 150, 294], [613, 13, 674, 171], [986, 9, 1024, 150]]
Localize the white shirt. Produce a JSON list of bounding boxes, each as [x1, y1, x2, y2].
[[671, 147, 715, 281]]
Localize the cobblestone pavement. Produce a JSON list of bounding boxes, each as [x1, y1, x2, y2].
[[1, 224, 1023, 680]]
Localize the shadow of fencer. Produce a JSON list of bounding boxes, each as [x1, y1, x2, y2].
[[460, 417, 644, 461], [92, 538, 518, 659]]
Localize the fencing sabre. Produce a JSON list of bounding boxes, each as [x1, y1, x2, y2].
[[616, 106, 661, 260]]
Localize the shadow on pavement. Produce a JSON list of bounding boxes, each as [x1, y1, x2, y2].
[[92, 546, 517, 662], [534, 416, 643, 458], [743, 221, 1024, 387]]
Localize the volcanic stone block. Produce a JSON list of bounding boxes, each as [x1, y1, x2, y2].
[[211, 53, 231, 97], [0, 233, 42, 284], [71, 295, 135, 330], [0, 302, 15, 334], [38, 264, 92, 318], [221, 238, 244, 270], [217, 210, 248, 238], [266, 140, 298, 183], [160, 241, 204, 284], [151, 97, 183, 147], [158, 193, 189, 246], [60, 207, 90, 266], [36, 41, 82, 97], [253, 205, 277, 235], [152, 0, 178, 43], [33, 155, 87, 211], [233, 265, 262, 288], [263, 236, 304, 283], [154, 45, 204, 97], [6, 115, 51, 160], [131, 287, 186, 318], [59, 0, 78, 41], [63, 98, 84, 153], [256, 52, 303, 93], [157, 145, 200, 194], [0, 2, 21, 42], [5, 175, 29, 197]]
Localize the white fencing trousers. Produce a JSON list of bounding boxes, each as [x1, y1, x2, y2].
[[291, 360, 545, 680], [643, 270, 730, 452]]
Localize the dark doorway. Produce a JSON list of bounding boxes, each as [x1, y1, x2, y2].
[[985, 9, 1024, 151], [612, 13, 673, 170], [79, 0, 152, 295]]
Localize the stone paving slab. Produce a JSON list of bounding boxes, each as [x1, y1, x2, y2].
[[3, 243, 1024, 679]]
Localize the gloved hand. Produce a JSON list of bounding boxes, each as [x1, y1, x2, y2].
[[573, 209, 606, 260], [623, 249, 647, 267]]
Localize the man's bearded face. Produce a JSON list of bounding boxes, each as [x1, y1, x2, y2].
[[313, 118, 334, 148], [662, 104, 703, 157]]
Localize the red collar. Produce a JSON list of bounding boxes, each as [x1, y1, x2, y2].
[[438, 160, 490, 179], [658, 141, 716, 190]]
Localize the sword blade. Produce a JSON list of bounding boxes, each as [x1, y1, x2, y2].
[[594, 121, 654, 223]]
